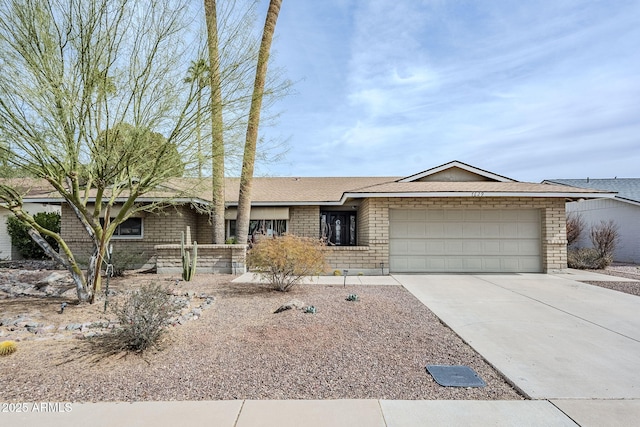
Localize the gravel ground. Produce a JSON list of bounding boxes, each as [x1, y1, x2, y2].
[[581, 264, 640, 297], [0, 272, 523, 402]]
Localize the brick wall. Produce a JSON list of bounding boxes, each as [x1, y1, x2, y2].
[[196, 212, 213, 243], [155, 244, 246, 274], [60, 203, 202, 268], [288, 206, 319, 237]]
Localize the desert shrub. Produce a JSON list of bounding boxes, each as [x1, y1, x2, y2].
[[566, 212, 585, 247], [247, 234, 327, 292], [110, 283, 178, 352], [567, 248, 611, 270], [590, 220, 619, 259], [6, 212, 60, 259], [109, 250, 146, 277]]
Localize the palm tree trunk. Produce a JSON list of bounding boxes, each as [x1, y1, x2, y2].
[[235, 0, 283, 245], [204, 0, 226, 244]]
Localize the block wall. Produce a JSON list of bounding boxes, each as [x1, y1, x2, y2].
[[288, 206, 319, 238], [155, 244, 246, 274], [60, 204, 201, 268]]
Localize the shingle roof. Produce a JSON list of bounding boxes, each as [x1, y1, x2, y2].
[[348, 181, 607, 195], [0, 178, 58, 200], [544, 179, 640, 204], [4, 174, 614, 206], [222, 177, 397, 203]]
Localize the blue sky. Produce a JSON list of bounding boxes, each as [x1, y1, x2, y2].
[[260, 0, 640, 182]]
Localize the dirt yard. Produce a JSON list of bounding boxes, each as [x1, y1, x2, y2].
[[0, 267, 523, 402]]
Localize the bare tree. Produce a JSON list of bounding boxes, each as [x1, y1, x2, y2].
[[590, 220, 619, 260], [235, 0, 283, 245], [566, 212, 585, 247], [0, 0, 204, 303]]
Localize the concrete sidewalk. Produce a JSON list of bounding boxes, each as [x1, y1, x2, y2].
[[3, 399, 584, 427], [233, 272, 401, 285]]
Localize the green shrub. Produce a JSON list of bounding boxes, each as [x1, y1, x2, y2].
[[6, 212, 60, 259], [109, 249, 146, 277], [110, 283, 178, 352], [247, 234, 327, 292], [567, 248, 612, 270]]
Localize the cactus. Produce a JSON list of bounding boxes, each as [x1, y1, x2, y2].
[[0, 340, 17, 356], [181, 231, 198, 281]]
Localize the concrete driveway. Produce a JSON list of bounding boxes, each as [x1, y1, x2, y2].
[[396, 273, 640, 400]]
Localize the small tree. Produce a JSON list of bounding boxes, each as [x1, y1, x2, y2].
[[566, 212, 585, 248], [247, 234, 327, 292], [7, 212, 60, 259], [590, 220, 619, 261]]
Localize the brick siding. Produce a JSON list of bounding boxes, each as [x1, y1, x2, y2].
[[60, 204, 202, 268], [296, 197, 566, 274], [155, 244, 246, 274], [60, 196, 567, 274]]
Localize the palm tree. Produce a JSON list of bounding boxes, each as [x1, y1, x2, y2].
[[184, 58, 210, 178], [204, 0, 226, 244], [235, 0, 283, 245]]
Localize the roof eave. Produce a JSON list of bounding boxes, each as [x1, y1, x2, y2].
[[340, 191, 617, 203], [398, 161, 517, 183]]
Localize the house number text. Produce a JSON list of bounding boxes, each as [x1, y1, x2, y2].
[[471, 192, 485, 197]]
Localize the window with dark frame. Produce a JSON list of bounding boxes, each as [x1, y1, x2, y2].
[[320, 211, 356, 246], [228, 219, 287, 243], [99, 217, 143, 238]]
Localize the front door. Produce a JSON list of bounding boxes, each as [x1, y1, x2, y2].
[[320, 212, 356, 246]]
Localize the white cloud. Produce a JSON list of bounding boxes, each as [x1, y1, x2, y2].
[[266, 0, 640, 181]]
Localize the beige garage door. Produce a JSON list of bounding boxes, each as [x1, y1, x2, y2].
[[389, 209, 542, 273]]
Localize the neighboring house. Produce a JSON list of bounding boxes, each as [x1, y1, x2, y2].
[[0, 179, 61, 261], [12, 161, 612, 273], [543, 178, 640, 264]]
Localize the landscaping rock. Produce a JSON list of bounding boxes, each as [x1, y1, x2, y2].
[[274, 299, 305, 314], [65, 323, 82, 331], [35, 272, 72, 289]]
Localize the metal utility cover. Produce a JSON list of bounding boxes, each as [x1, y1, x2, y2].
[[426, 365, 486, 387]]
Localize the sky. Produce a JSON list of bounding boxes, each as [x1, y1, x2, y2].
[[256, 0, 640, 182]]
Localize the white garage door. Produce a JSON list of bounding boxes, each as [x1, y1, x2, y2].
[[389, 209, 542, 273]]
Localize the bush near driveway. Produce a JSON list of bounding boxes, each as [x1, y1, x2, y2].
[[247, 234, 327, 291], [567, 219, 619, 270], [568, 248, 611, 270], [590, 219, 619, 259], [566, 212, 585, 248]]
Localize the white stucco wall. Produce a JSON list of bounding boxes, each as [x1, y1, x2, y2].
[[0, 203, 61, 260], [566, 198, 640, 264]]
